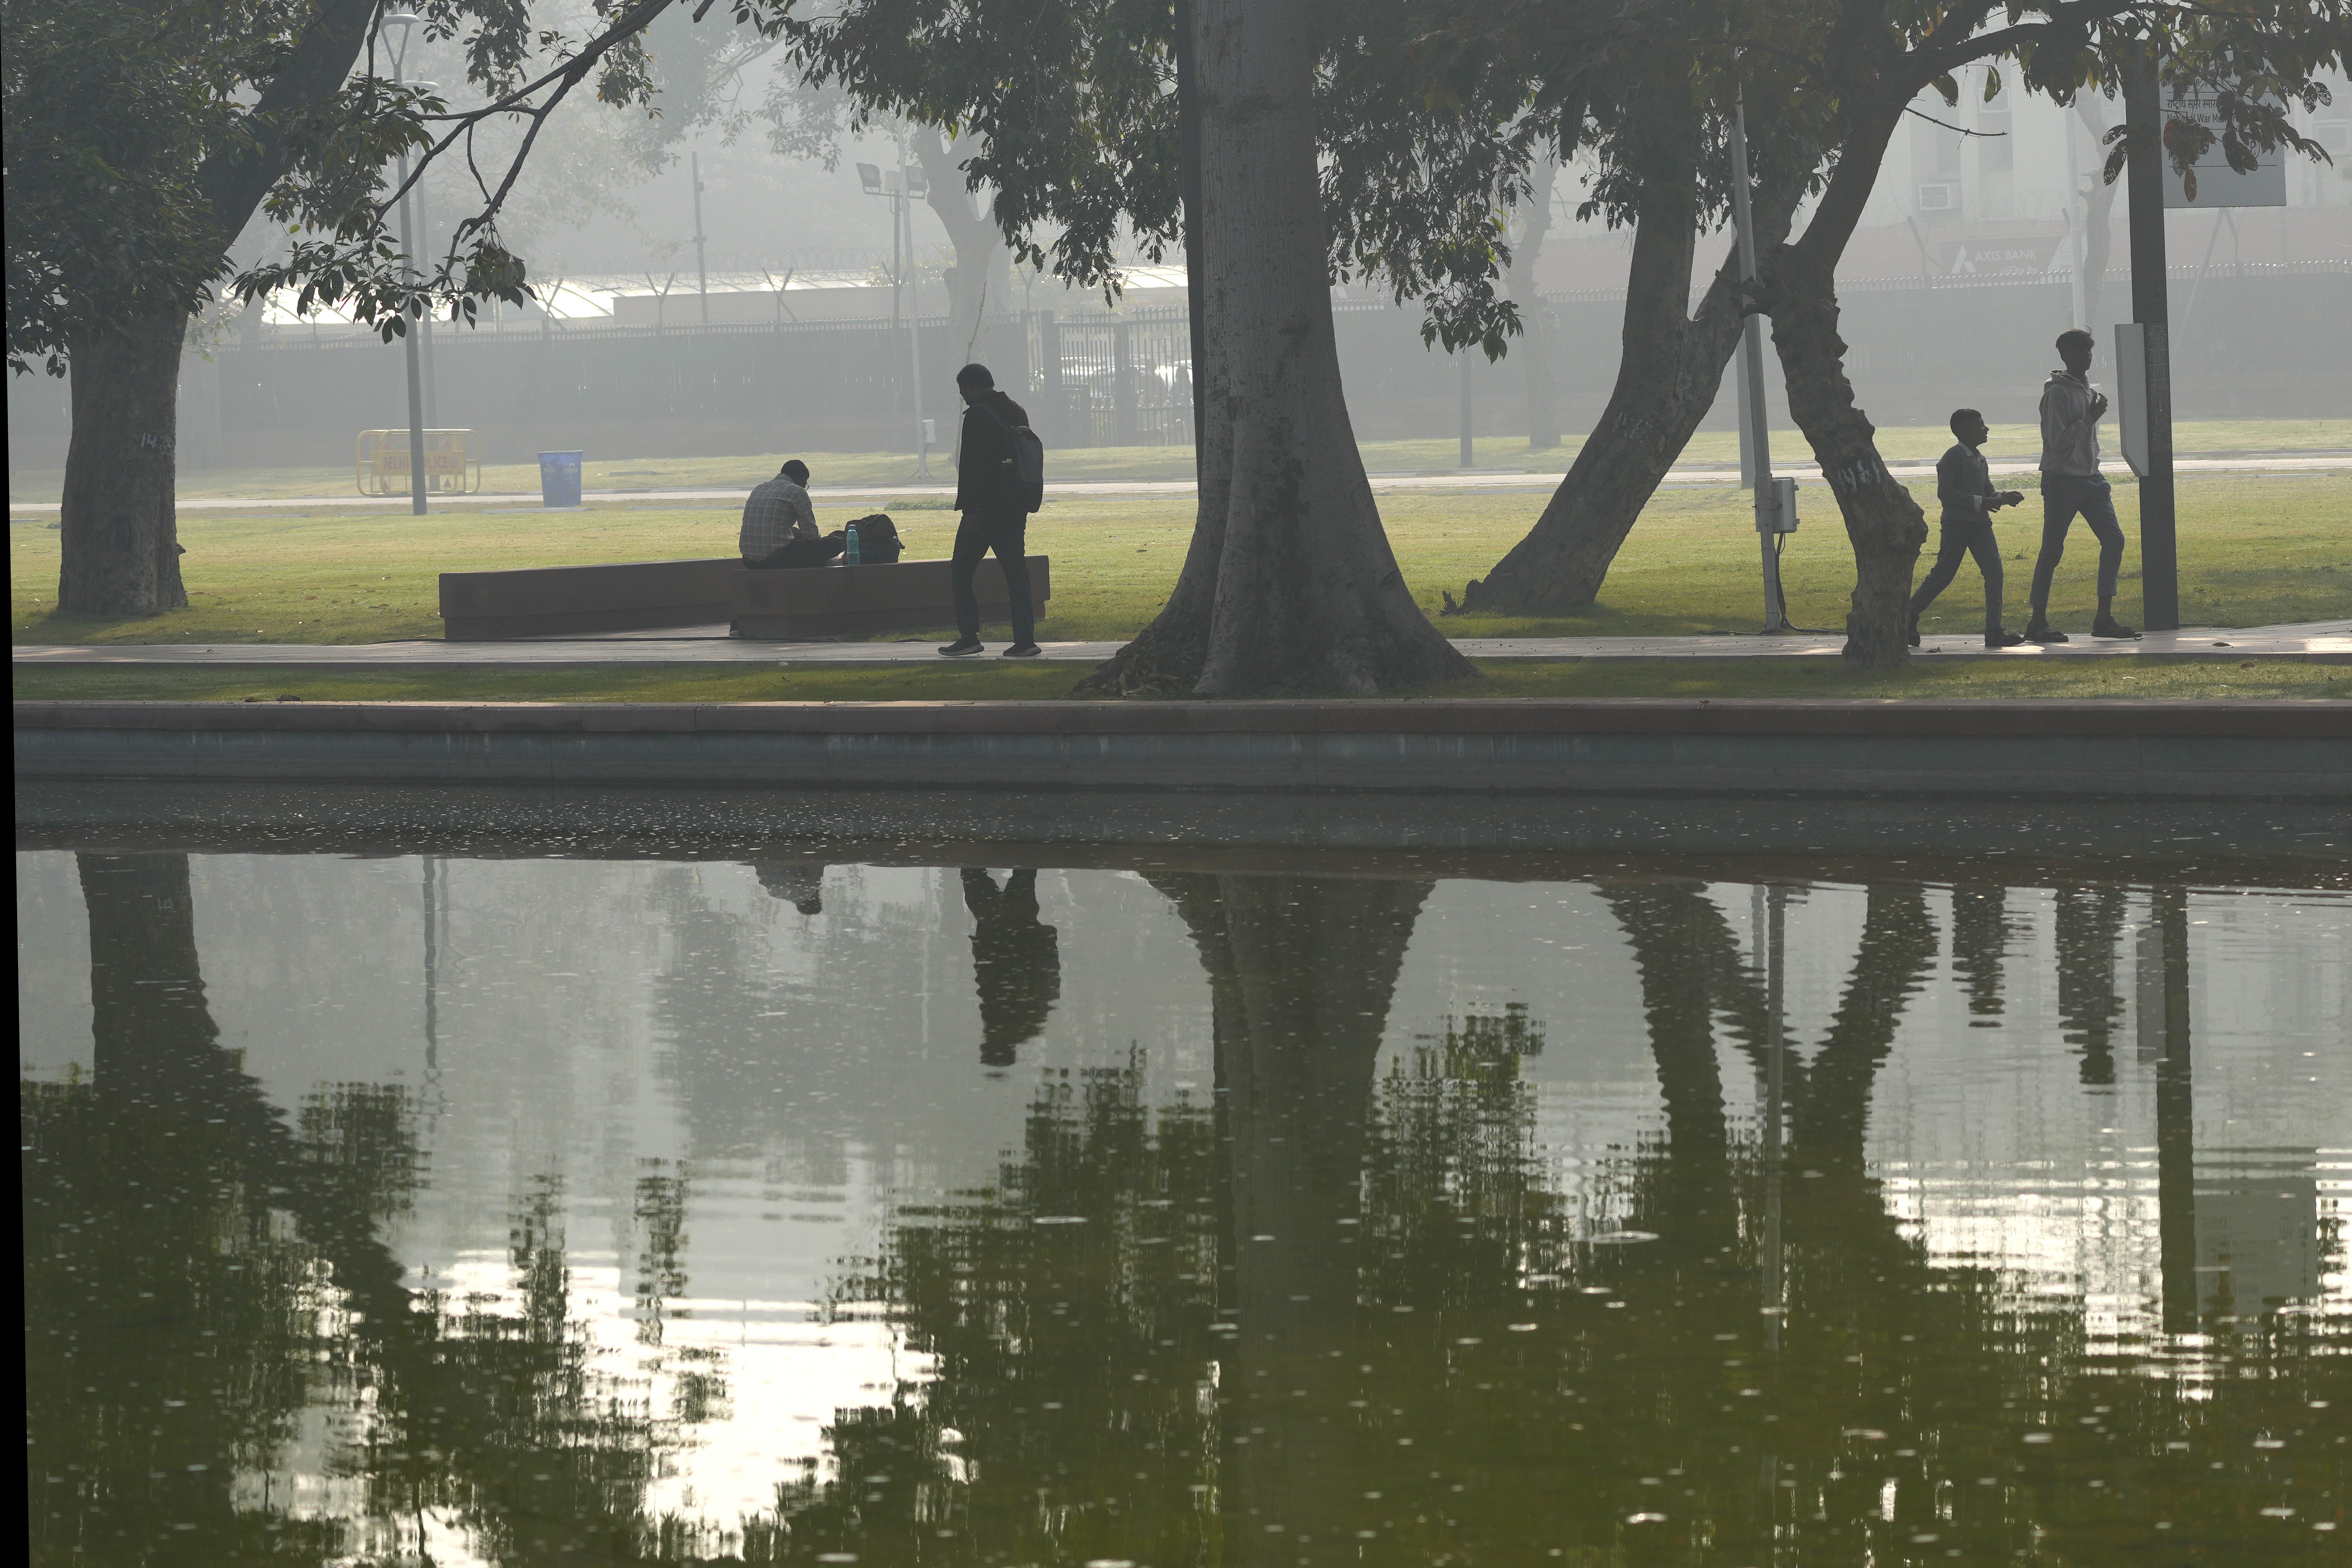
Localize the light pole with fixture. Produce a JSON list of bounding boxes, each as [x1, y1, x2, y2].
[[692, 151, 710, 324], [1726, 74, 1794, 632], [380, 11, 432, 515], [858, 140, 932, 479]]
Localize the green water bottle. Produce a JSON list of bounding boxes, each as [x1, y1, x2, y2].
[[844, 522, 861, 565]]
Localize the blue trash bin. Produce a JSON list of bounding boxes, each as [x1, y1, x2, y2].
[[538, 451, 583, 509]]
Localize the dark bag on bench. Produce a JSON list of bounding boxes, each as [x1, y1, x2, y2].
[[840, 513, 904, 563]]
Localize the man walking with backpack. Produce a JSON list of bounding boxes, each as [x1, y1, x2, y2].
[[939, 363, 1043, 657]]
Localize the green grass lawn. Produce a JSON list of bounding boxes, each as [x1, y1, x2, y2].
[[8, 418, 2345, 503], [13, 658, 2343, 705], [14, 472, 2346, 649]]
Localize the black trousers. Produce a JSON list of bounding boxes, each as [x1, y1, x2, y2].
[[2030, 474, 2125, 612], [1907, 515, 2004, 632], [748, 534, 843, 569], [951, 509, 1034, 642]]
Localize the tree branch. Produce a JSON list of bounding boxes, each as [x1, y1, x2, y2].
[[196, 0, 381, 245]]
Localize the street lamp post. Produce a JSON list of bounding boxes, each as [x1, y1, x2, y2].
[[692, 151, 710, 325], [859, 144, 932, 479], [1728, 76, 1791, 632], [381, 12, 430, 516]]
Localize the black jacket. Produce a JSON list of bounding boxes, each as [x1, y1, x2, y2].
[[953, 390, 1032, 515]]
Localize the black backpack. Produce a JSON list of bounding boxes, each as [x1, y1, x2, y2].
[[976, 404, 1046, 512], [840, 513, 904, 563]]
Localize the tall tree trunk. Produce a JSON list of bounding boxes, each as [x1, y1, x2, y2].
[[913, 127, 1013, 370], [1079, 0, 1476, 696], [1456, 124, 1800, 615], [58, 317, 190, 616], [52, 0, 376, 617], [1506, 160, 1561, 451], [1759, 107, 1925, 670]]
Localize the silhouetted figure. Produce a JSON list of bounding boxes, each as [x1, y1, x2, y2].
[[1948, 883, 2015, 1024], [1907, 407, 2027, 647], [962, 868, 1060, 1066], [2054, 886, 2127, 1085], [739, 458, 839, 567], [751, 861, 827, 915], [2028, 329, 2138, 643], [938, 363, 1040, 657]]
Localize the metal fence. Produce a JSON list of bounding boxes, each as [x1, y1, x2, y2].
[[7, 261, 2345, 470], [1026, 306, 1195, 447]]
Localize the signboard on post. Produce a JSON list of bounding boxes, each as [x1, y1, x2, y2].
[[2115, 324, 2153, 478], [2163, 92, 2288, 207]]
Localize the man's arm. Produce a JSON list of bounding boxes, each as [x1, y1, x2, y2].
[[2043, 382, 2105, 456], [953, 407, 985, 512], [789, 486, 819, 541]]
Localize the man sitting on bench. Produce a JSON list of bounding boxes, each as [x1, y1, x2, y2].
[[740, 459, 842, 569]]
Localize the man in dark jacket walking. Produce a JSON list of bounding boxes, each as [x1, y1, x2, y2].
[[1907, 408, 2027, 648], [939, 363, 1040, 657]]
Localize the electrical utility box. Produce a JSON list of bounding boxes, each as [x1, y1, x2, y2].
[[1755, 476, 1800, 534]]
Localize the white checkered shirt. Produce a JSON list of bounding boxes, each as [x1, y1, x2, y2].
[[740, 474, 817, 559]]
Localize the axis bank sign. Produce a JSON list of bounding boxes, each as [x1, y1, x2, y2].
[[1935, 236, 2065, 276]]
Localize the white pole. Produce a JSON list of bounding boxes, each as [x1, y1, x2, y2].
[[901, 133, 931, 480], [391, 29, 427, 516], [692, 151, 709, 325], [1729, 82, 1785, 631], [2066, 107, 2089, 329]]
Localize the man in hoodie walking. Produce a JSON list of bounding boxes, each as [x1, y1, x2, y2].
[[2028, 329, 2139, 643]]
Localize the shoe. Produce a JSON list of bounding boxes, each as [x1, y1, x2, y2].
[[938, 637, 985, 657], [1984, 630, 2026, 648], [1907, 618, 1922, 648], [1001, 642, 1041, 658], [2090, 616, 2141, 640], [2025, 622, 2069, 644]]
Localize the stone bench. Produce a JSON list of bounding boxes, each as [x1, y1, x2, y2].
[[438, 556, 1051, 642]]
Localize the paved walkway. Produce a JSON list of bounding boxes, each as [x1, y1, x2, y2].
[[17, 620, 2349, 667], [10, 453, 2347, 514]]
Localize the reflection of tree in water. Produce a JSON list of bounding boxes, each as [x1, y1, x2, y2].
[[762, 871, 2346, 1567], [27, 860, 2345, 1565], [1360, 1003, 1561, 1321], [23, 853, 688, 1567], [760, 1055, 1224, 1564]]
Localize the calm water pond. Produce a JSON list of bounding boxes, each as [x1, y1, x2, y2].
[[18, 845, 2351, 1565]]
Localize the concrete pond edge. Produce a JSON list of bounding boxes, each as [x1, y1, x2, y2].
[[14, 698, 2349, 799]]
